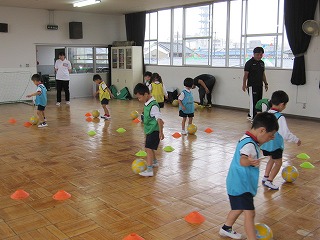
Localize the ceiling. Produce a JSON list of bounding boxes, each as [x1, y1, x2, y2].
[[0, 0, 209, 15]]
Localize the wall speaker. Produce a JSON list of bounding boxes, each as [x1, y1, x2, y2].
[[69, 22, 83, 39], [0, 23, 8, 33]]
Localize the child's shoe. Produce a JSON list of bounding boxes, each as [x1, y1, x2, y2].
[[56, 102, 61, 106], [219, 227, 242, 239], [139, 169, 154, 177], [181, 130, 187, 135], [38, 122, 48, 128], [263, 180, 279, 190]]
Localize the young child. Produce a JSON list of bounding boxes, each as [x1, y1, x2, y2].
[[134, 83, 164, 177], [220, 112, 279, 240], [26, 74, 48, 128], [93, 74, 114, 119], [178, 78, 195, 135], [261, 90, 301, 190], [255, 98, 271, 113], [148, 73, 168, 108], [144, 71, 152, 87]]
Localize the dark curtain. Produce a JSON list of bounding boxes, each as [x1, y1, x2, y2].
[[125, 11, 146, 73], [284, 0, 318, 85]]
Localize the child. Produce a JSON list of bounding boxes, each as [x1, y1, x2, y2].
[[148, 73, 168, 108], [93, 74, 114, 119], [261, 90, 301, 190], [178, 78, 195, 135], [134, 83, 164, 177], [255, 98, 271, 113], [26, 74, 48, 128], [220, 112, 278, 240], [144, 71, 152, 87]]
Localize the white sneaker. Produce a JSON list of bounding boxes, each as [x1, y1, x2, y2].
[[219, 228, 242, 239], [56, 102, 61, 106], [263, 180, 279, 190], [139, 169, 154, 177], [38, 123, 48, 128], [262, 176, 268, 184], [66, 101, 70, 105], [181, 130, 187, 135]]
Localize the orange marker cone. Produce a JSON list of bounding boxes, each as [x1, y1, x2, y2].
[[53, 190, 71, 200], [86, 117, 93, 122], [123, 233, 145, 240], [8, 118, 17, 124], [185, 211, 205, 224], [85, 112, 92, 117], [172, 132, 182, 138], [204, 128, 213, 133], [11, 189, 30, 200], [24, 122, 32, 127], [133, 118, 141, 123]]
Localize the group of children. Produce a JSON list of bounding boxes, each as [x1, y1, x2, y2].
[[27, 71, 301, 239]]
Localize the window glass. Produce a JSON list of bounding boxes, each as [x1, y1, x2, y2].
[[173, 8, 183, 65], [185, 39, 210, 65], [185, 5, 210, 37], [144, 41, 151, 64], [150, 12, 158, 40], [145, 13, 150, 41], [95, 47, 108, 73], [158, 9, 171, 65], [68, 47, 93, 73], [229, 0, 242, 67]]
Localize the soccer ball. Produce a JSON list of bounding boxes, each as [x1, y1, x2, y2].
[[187, 124, 197, 135], [172, 99, 179, 107], [255, 223, 273, 240], [130, 110, 139, 120], [282, 165, 299, 183], [92, 110, 100, 118], [29, 116, 39, 125], [132, 159, 147, 174]]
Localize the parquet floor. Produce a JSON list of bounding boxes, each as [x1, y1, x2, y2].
[[0, 90, 320, 240]]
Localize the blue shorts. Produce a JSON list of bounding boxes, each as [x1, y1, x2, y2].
[[145, 131, 160, 150], [228, 192, 254, 210], [262, 148, 283, 159], [179, 110, 194, 118], [37, 105, 46, 111], [101, 98, 109, 105]]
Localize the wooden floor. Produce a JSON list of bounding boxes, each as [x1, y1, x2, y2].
[[1, 90, 320, 240]]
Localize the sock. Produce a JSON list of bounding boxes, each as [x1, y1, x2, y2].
[[264, 175, 269, 178], [147, 166, 153, 172], [222, 224, 232, 231]]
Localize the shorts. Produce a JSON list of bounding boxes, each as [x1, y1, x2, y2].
[[37, 105, 46, 111], [101, 98, 109, 105], [229, 192, 254, 210], [262, 148, 283, 159], [145, 131, 160, 150], [179, 110, 194, 118]]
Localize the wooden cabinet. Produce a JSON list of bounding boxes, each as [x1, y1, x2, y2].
[[111, 46, 143, 97]]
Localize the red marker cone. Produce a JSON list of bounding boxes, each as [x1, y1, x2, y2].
[[24, 122, 32, 127], [53, 190, 71, 200], [204, 128, 213, 133], [9, 118, 17, 124], [11, 189, 30, 200], [133, 118, 141, 123], [123, 233, 145, 240], [185, 211, 205, 224], [85, 112, 92, 117], [86, 117, 93, 122], [172, 132, 182, 138]]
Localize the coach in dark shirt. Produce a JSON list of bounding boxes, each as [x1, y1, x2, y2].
[[193, 74, 216, 107]]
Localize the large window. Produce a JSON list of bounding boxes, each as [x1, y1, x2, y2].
[[144, 0, 292, 69]]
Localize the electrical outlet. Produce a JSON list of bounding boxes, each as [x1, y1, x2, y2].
[[302, 103, 306, 109]]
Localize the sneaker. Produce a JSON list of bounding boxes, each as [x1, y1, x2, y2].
[[139, 169, 154, 177], [38, 123, 48, 128], [263, 180, 279, 190], [246, 116, 252, 121], [66, 101, 70, 105], [207, 104, 212, 108], [219, 228, 242, 239], [262, 176, 268, 184], [56, 102, 61, 106], [181, 130, 187, 135]]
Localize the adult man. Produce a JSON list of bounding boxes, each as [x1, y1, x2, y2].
[[193, 74, 216, 107], [242, 47, 269, 120], [54, 52, 72, 106]]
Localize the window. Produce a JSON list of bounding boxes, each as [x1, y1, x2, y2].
[[144, 0, 291, 69]]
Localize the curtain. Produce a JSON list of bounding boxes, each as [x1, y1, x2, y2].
[[125, 11, 146, 73], [284, 0, 318, 85]]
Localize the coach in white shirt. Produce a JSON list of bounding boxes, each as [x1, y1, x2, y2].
[[54, 52, 72, 106]]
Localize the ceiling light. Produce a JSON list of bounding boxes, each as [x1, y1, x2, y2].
[[73, 0, 101, 8]]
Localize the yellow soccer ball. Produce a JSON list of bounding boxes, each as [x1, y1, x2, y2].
[[132, 159, 147, 174], [172, 99, 179, 107], [282, 165, 299, 182], [130, 110, 139, 120], [92, 109, 100, 118], [187, 124, 197, 135], [29, 116, 39, 125], [255, 223, 273, 240]]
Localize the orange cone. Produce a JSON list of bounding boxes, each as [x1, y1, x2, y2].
[[53, 190, 71, 200], [123, 233, 145, 240], [133, 118, 141, 123], [86, 117, 93, 122], [8, 118, 17, 124], [185, 211, 205, 224], [11, 189, 30, 200], [85, 112, 92, 117], [204, 128, 213, 133], [172, 132, 182, 138], [24, 122, 32, 127]]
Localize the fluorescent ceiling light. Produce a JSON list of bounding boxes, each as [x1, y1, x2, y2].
[[73, 0, 101, 8]]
